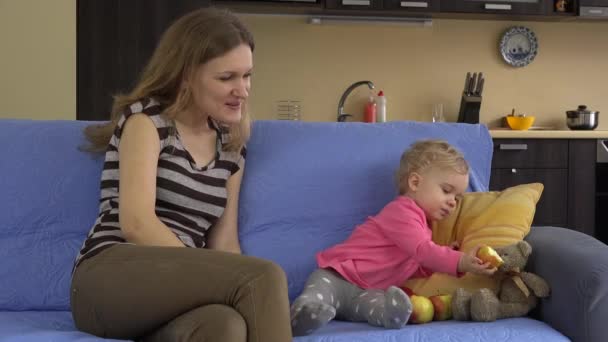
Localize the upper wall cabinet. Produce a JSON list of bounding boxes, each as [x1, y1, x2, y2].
[[383, 0, 440, 12], [212, 0, 608, 20], [212, 0, 324, 14], [439, 0, 546, 16], [325, 0, 382, 10]]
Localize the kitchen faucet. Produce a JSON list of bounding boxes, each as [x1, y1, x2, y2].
[[337, 80, 375, 122]]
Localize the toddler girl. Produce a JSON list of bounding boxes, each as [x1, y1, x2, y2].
[[291, 140, 496, 336]]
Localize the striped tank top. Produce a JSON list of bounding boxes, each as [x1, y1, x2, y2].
[[74, 98, 246, 269]]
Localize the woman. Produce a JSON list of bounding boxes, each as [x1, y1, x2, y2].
[[71, 7, 292, 342]]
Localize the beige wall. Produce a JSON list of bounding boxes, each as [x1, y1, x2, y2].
[[242, 15, 608, 129], [2, 2, 607, 130], [0, 0, 75, 120]]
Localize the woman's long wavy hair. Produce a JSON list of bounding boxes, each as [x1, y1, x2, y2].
[[83, 7, 254, 152]]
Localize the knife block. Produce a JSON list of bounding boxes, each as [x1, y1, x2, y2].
[[457, 94, 482, 124]]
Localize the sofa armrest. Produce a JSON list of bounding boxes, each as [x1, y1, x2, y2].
[[525, 226, 608, 342]]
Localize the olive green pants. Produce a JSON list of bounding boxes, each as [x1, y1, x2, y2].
[[71, 244, 292, 342]]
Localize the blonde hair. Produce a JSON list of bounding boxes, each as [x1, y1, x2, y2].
[[83, 7, 254, 152], [396, 140, 469, 194]]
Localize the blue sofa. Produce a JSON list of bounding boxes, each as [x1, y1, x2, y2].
[[1, 119, 607, 342]]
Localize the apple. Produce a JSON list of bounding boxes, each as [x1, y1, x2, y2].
[[409, 295, 434, 324], [476, 245, 504, 268], [429, 294, 453, 321]]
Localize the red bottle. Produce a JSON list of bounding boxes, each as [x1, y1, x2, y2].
[[364, 95, 377, 123]]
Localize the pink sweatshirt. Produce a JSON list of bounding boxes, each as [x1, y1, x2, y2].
[[317, 196, 463, 290]]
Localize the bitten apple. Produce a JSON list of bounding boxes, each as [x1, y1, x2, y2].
[[409, 295, 434, 324], [429, 294, 453, 321], [476, 245, 504, 268]]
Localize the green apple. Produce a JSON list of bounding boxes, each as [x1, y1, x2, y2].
[[409, 295, 434, 324], [429, 294, 453, 321]]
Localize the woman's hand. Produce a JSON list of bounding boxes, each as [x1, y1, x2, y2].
[[457, 246, 497, 276]]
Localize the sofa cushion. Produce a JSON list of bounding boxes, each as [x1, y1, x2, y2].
[[0, 311, 568, 342], [0, 311, 125, 341], [295, 318, 569, 341], [404, 183, 543, 296]]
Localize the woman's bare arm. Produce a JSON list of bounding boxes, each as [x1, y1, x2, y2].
[[118, 113, 185, 247], [206, 163, 245, 253]]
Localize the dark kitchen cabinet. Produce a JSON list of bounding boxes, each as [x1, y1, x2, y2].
[[77, 0, 210, 121], [211, 0, 323, 15], [383, 0, 440, 12], [325, 0, 382, 10], [490, 139, 596, 237], [211, 0, 606, 21], [579, 0, 608, 16], [440, 0, 546, 15]]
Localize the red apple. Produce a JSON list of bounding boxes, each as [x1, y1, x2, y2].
[[400, 286, 415, 297], [476, 245, 504, 268], [429, 294, 453, 321], [409, 295, 434, 324]]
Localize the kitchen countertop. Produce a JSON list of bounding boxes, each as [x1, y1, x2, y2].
[[490, 128, 608, 139]]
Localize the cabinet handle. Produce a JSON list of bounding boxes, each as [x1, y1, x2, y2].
[[342, 0, 371, 5], [499, 143, 528, 151], [401, 1, 429, 8], [511, 168, 517, 174], [484, 3, 512, 10]]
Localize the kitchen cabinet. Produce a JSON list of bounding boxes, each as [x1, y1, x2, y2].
[[211, 0, 324, 15], [490, 139, 596, 237], [77, 0, 211, 121], [383, 0, 440, 12], [579, 0, 608, 17], [325, 0, 382, 10], [440, 0, 546, 16], [211, 0, 607, 21]]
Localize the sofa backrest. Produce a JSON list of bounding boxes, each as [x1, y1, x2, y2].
[[238, 121, 492, 301], [0, 120, 102, 310], [0, 119, 492, 310]]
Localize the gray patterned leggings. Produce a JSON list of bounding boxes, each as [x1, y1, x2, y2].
[[290, 268, 412, 336]]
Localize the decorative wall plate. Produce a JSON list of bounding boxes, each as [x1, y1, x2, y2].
[[500, 26, 538, 67]]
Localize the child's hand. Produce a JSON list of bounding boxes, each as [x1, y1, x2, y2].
[[457, 246, 497, 276]]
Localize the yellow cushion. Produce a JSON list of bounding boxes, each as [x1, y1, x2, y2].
[[403, 183, 544, 296]]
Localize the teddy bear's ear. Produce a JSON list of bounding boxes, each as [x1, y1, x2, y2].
[[517, 241, 532, 258]]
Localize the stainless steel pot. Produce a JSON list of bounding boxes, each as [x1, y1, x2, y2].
[[566, 105, 599, 130]]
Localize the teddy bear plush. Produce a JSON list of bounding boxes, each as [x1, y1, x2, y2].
[[451, 240, 551, 322]]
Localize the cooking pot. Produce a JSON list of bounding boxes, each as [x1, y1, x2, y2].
[[566, 105, 599, 130]]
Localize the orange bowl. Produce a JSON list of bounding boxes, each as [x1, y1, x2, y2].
[[506, 116, 535, 130]]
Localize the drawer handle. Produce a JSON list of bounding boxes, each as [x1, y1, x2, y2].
[[485, 3, 512, 10], [511, 168, 517, 174], [401, 1, 429, 8], [499, 143, 528, 151], [342, 0, 371, 5]]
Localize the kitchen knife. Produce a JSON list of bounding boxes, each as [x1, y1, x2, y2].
[[475, 72, 483, 95], [464, 72, 471, 95], [468, 72, 477, 96], [477, 77, 484, 96]]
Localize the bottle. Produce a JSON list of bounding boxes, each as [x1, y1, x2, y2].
[[376, 90, 387, 123], [364, 95, 376, 123]]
